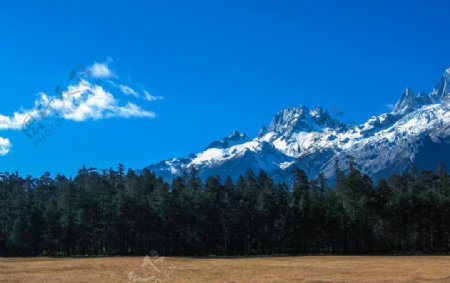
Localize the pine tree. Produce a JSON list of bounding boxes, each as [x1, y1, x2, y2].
[[43, 200, 62, 255]]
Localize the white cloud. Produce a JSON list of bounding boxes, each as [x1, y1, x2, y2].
[[88, 62, 114, 78], [0, 81, 155, 130], [0, 137, 11, 155], [0, 62, 159, 156], [44, 80, 154, 121], [0, 112, 31, 130], [143, 90, 164, 102], [119, 84, 139, 98], [108, 102, 156, 118]]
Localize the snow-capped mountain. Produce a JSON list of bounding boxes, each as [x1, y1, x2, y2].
[[146, 67, 450, 182]]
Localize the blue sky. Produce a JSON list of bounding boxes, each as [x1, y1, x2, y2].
[[0, 0, 450, 177]]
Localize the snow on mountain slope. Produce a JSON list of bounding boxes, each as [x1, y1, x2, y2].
[[146, 67, 450, 182]]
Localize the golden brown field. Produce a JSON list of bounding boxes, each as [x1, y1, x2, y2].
[[1, 256, 450, 283]]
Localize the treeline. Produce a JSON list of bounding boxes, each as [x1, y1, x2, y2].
[[0, 164, 449, 256]]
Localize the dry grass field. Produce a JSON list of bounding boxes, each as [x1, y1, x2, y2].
[[1, 256, 450, 283]]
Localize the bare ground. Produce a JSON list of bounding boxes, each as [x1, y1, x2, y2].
[[1, 256, 450, 282]]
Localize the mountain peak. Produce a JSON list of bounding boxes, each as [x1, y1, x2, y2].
[[445, 67, 450, 77], [267, 105, 344, 135], [430, 67, 450, 102], [392, 67, 450, 114], [404, 87, 414, 94], [228, 130, 247, 141], [393, 88, 416, 114], [206, 130, 249, 149]]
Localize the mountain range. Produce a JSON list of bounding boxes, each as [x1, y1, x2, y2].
[[146, 68, 450, 182]]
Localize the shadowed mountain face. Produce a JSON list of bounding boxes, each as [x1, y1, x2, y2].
[[146, 67, 450, 182]]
